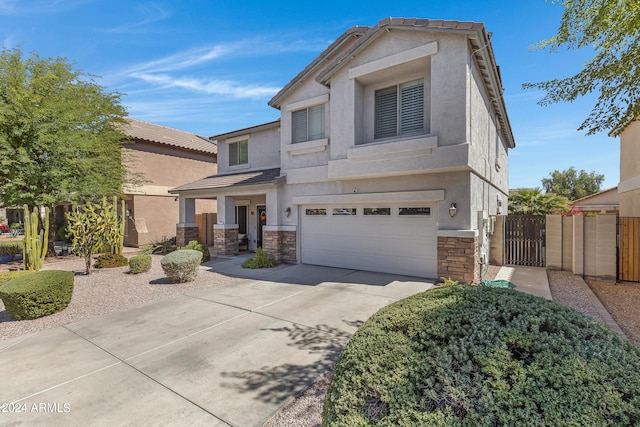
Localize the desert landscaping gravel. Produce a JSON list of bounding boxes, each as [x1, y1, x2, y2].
[[0, 254, 233, 341], [2, 257, 637, 427]]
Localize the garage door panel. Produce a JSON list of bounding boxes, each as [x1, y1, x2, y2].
[[301, 205, 437, 278]]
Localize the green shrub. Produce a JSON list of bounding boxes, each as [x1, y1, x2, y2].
[[160, 249, 202, 283], [129, 254, 152, 274], [323, 285, 640, 426], [94, 253, 129, 269], [242, 247, 277, 269], [0, 270, 74, 320], [0, 242, 22, 256], [0, 271, 32, 287], [178, 240, 210, 262]]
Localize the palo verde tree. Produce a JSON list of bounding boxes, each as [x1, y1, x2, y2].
[[541, 166, 604, 201], [524, 1, 640, 135], [0, 48, 129, 254]]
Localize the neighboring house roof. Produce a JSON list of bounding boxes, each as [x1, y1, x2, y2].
[[170, 168, 283, 193], [571, 187, 619, 212], [122, 118, 217, 155], [210, 120, 280, 141], [269, 17, 515, 149]]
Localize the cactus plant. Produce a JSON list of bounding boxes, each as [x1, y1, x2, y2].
[[23, 205, 49, 271], [101, 197, 125, 255]]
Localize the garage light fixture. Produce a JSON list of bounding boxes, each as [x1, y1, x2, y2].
[[285, 207, 291, 218], [449, 203, 457, 218]]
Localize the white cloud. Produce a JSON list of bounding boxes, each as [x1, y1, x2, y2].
[[100, 3, 170, 34], [124, 45, 230, 75], [134, 73, 280, 98]]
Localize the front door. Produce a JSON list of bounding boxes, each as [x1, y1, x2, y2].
[[257, 206, 266, 248]]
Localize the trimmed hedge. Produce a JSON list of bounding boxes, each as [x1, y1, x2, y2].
[[94, 253, 129, 269], [178, 240, 210, 262], [0, 271, 32, 287], [0, 241, 22, 256], [0, 270, 74, 320], [323, 285, 640, 426], [129, 254, 152, 274], [160, 249, 202, 283]]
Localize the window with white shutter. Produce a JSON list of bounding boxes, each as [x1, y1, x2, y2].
[[375, 79, 424, 140], [292, 104, 325, 143]]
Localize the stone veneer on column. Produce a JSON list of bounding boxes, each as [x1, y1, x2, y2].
[[213, 226, 239, 256], [263, 230, 297, 262], [176, 226, 199, 247], [437, 236, 479, 284]]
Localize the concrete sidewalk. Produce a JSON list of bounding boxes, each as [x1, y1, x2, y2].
[[0, 263, 434, 426], [494, 266, 553, 300]]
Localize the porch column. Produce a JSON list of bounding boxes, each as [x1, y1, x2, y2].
[[176, 197, 198, 247], [213, 195, 239, 255], [263, 189, 297, 262]]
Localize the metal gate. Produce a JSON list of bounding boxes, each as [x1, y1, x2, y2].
[[504, 215, 546, 267], [618, 217, 640, 282]]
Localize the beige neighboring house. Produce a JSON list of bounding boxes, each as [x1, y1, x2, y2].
[[172, 18, 515, 282], [121, 118, 217, 247], [570, 187, 619, 215], [617, 118, 640, 216]]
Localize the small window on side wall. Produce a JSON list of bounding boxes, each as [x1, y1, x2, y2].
[[292, 104, 325, 143], [229, 140, 248, 166], [399, 207, 431, 216]]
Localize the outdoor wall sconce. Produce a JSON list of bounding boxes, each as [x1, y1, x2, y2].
[[449, 203, 457, 218], [285, 207, 291, 218]]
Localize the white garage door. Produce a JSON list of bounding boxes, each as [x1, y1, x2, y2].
[[300, 205, 437, 278]]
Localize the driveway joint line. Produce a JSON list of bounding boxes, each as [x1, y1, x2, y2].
[[12, 361, 122, 404], [60, 325, 233, 425]]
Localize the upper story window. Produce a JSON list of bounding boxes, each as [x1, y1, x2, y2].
[[375, 79, 424, 140], [292, 104, 325, 143], [229, 140, 248, 166]]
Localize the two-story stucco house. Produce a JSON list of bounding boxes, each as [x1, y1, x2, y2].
[[172, 18, 515, 282]]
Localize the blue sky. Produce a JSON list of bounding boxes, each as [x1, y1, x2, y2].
[[0, 0, 618, 190]]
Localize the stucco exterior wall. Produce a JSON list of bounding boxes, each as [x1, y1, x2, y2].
[[123, 142, 216, 189], [123, 141, 217, 246], [217, 129, 280, 175], [619, 119, 640, 216]]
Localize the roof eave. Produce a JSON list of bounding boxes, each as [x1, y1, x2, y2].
[[268, 26, 369, 109]]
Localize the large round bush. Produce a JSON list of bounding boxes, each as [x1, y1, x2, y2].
[[160, 249, 202, 283], [0, 270, 74, 320], [323, 285, 640, 426]]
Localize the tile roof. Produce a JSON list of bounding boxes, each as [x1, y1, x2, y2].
[[122, 118, 217, 155], [170, 168, 283, 193]]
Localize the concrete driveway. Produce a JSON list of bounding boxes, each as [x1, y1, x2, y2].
[[0, 264, 434, 426]]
